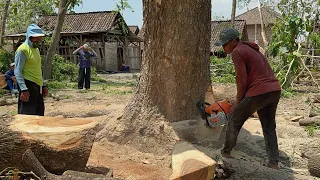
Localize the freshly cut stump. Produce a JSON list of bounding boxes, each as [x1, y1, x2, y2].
[[6, 115, 100, 174], [308, 154, 320, 178], [170, 141, 216, 180]]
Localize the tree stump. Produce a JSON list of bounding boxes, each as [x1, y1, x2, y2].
[[1, 115, 101, 174]]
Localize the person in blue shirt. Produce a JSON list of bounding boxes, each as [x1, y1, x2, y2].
[[5, 63, 19, 94], [73, 44, 97, 90]]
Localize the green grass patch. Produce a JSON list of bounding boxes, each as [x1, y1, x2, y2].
[[0, 89, 7, 98], [47, 81, 77, 90], [281, 88, 297, 98], [306, 124, 320, 137]]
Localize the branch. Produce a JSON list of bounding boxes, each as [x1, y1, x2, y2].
[[281, 58, 295, 87], [276, 64, 289, 77], [298, 57, 320, 88], [291, 66, 305, 88]]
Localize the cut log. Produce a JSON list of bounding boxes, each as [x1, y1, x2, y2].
[[22, 149, 60, 180], [0, 115, 101, 174], [170, 141, 216, 180], [299, 116, 320, 126], [308, 154, 320, 178]]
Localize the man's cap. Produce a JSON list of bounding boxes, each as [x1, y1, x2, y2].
[[10, 63, 15, 67], [215, 28, 240, 46]]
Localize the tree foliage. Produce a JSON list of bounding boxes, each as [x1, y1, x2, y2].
[[267, 0, 320, 87], [2, 0, 55, 33]]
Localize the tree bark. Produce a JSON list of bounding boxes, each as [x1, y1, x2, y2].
[[43, 0, 69, 79], [231, 0, 237, 25], [103, 0, 211, 155], [0, 0, 10, 47]]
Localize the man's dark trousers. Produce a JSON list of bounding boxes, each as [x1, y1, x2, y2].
[[18, 79, 44, 116], [78, 68, 91, 89], [222, 91, 281, 165]]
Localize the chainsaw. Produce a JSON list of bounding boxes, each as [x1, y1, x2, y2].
[[196, 99, 232, 128]]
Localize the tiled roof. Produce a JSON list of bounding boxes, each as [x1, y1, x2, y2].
[[38, 11, 118, 33], [236, 7, 279, 25], [211, 20, 247, 52], [128, 26, 139, 35]]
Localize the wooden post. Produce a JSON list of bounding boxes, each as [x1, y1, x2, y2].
[[12, 38, 15, 52], [101, 34, 105, 58], [101, 34, 106, 70], [255, 23, 257, 43], [123, 37, 128, 64]]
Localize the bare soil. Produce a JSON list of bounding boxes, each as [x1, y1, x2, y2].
[[0, 75, 319, 180]]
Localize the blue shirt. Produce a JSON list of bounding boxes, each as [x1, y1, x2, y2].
[[77, 50, 94, 68], [5, 69, 14, 80]]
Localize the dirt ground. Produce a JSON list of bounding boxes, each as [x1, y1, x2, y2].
[[1, 74, 320, 180]]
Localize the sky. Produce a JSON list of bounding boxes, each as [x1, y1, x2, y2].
[[74, 0, 260, 28]]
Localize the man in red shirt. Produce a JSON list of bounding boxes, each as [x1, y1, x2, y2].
[[215, 28, 281, 169]]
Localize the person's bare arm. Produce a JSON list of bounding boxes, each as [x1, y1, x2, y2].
[[90, 48, 98, 57], [73, 46, 83, 55]]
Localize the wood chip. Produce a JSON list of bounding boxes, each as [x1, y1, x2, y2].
[[290, 116, 304, 122]]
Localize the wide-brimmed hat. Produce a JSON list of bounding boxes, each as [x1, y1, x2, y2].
[[0, 74, 7, 89], [215, 28, 240, 46], [10, 63, 15, 67]]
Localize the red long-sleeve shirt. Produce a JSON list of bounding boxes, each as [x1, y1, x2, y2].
[[231, 42, 281, 104]]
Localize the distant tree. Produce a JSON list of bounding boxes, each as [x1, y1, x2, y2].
[[231, 0, 237, 25], [43, 0, 82, 79], [0, 0, 10, 47], [268, 0, 320, 88], [5, 0, 55, 33]]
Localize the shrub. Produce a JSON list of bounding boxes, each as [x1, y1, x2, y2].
[[210, 56, 235, 83], [0, 49, 14, 73], [51, 55, 78, 82]]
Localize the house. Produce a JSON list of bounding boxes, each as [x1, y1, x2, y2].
[[5, 11, 143, 72], [236, 7, 280, 48], [128, 26, 140, 35], [210, 20, 248, 56]]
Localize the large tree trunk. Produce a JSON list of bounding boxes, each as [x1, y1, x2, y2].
[[0, 115, 100, 174], [0, 0, 10, 47], [43, 0, 68, 79], [103, 0, 211, 155], [231, 0, 237, 25]]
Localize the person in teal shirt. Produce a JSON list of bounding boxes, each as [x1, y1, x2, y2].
[[14, 24, 48, 116]]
